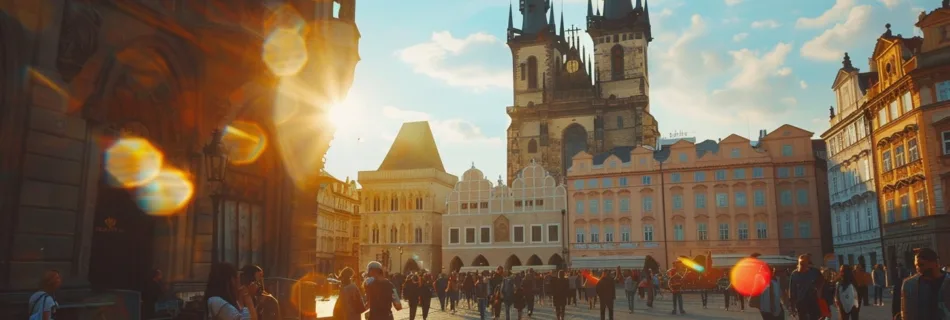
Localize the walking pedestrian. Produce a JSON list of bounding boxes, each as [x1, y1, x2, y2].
[[332, 267, 365, 320], [552, 270, 570, 320], [475, 274, 489, 320], [28, 270, 61, 320], [520, 270, 535, 316], [363, 261, 403, 320], [447, 272, 459, 313], [835, 265, 860, 320], [624, 270, 636, 313], [754, 268, 784, 320], [897, 248, 950, 320], [419, 273, 434, 319], [595, 270, 616, 320], [568, 271, 578, 306], [788, 254, 823, 320], [871, 264, 885, 307], [584, 273, 597, 310], [435, 273, 448, 311]]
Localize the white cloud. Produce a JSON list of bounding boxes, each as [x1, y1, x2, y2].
[[879, 0, 900, 9], [725, 0, 743, 6], [800, 5, 873, 61], [380, 106, 503, 145], [800, 80, 809, 89], [396, 31, 511, 91], [751, 20, 781, 29], [732, 32, 749, 42], [796, 0, 856, 29]]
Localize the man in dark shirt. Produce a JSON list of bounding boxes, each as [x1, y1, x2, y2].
[[364, 261, 402, 320], [788, 254, 822, 320], [596, 270, 617, 320], [899, 248, 949, 320], [435, 273, 448, 311]]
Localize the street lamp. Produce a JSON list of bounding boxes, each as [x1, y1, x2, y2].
[[203, 129, 229, 264]]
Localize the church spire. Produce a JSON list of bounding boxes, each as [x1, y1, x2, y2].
[[636, 0, 643, 10], [587, 0, 594, 18], [520, 0, 549, 35], [549, 1, 556, 31], [559, 3, 565, 36], [603, 0, 634, 19], [507, 2, 514, 30]]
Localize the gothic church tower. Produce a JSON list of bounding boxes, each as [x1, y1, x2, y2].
[[506, 0, 660, 184]]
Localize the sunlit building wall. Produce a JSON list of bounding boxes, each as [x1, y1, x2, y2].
[[566, 125, 831, 270], [315, 172, 361, 274]]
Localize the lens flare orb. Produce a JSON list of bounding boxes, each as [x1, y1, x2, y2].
[[729, 257, 772, 297], [262, 29, 308, 77], [678, 256, 706, 273], [104, 137, 164, 188], [224, 121, 268, 165], [135, 168, 194, 216]]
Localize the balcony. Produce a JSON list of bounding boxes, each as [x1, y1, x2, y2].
[[833, 229, 880, 245], [881, 160, 925, 189]]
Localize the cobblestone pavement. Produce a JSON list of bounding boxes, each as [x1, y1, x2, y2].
[[390, 291, 896, 320]]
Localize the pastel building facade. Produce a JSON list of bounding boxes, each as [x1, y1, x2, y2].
[[443, 161, 568, 273], [566, 125, 831, 269]]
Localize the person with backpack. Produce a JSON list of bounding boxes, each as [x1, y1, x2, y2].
[[332, 267, 365, 320], [29, 270, 61, 320], [363, 261, 402, 320], [500, 270, 516, 320], [835, 265, 860, 320]]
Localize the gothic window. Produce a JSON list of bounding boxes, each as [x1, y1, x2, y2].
[[372, 225, 380, 244], [520, 63, 526, 80], [528, 139, 538, 153], [415, 197, 423, 210], [415, 227, 423, 243], [390, 226, 398, 243], [391, 196, 398, 211], [611, 45, 624, 80], [527, 56, 538, 89]]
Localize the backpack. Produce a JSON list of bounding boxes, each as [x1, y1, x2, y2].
[[28, 293, 50, 320], [837, 283, 858, 312], [503, 279, 515, 297]]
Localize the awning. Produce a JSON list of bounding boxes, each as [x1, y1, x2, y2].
[[512, 265, 557, 272], [459, 266, 496, 273], [569, 256, 645, 269], [710, 255, 798, 268]]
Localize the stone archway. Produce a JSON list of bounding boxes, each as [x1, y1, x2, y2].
[[526, 255, 543, 266], [548, 254, 565, 268], [561, 124, 588, 175], [449, 256, 464, 273], [504, 255, 522, 271], [472, 255, 489, 267]]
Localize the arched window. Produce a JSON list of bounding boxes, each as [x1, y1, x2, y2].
[[527, 139, 538, 153], [391, 196, 398, 211], [390, 226, 398, 243], [372, 225, 380, 244], [527, 56, 538, 89], [373, 196, 380, 211], [415, 227, 423, 243], [611, 45, 624, 80], [415, 197, 423, 210]]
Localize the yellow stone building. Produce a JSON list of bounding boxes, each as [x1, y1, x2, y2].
[[358, 121, 458, 273], [504, 0, 660, 184], [314, 172, 361, 274], [443, 161, 568, 273], [866, 5, 950, 267]]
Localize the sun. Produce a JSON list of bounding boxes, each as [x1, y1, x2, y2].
[[326, 94, 363, 134]]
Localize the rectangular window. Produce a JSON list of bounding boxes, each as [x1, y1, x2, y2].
[[621, 226, 630, 242], [642, 176, 652, 185], [604, 200, 613, 213], [878, 107, 889, 127], [734, 169, 746, 179], [531, 225, 543, 242], [480, 227, 491, 243], [670, 173, 681, 183], [900, 194, 910, 220], [589, 200, 599, 214], [715, 170, 727, 180], [694, 172, 706, 182], [513, 225, 525, 243], [695, 194, 707, 208], [602, 178, 613, 188], [573, 180, 583, 190], [886, 199, 895, 223], [889, 100, 899, 120], [587, 179, 598, 188], [735, 192, 747, 207], [895, 144, 906, 167], [902, 91, 913, 112], [465, 227, 476, 244], [938, 81, 950, 102], [908, 138, 920, 162], [782, 222, 793, 239], [642, 196, 653, 212], [575, 228, 584, 243], [679, 153, 688, 162], [618, 177, 628, 186], [754, 190, 766, 207], [777, 167, 790, 178], [756, 222, 767, 239], [449, 228, 460, 244], [782, 144, 793, 156], [619, 199, 630, 212], [697, 223, 708, 240], [752, 167, 764, 178], [716, 193, 729, 207], [548, 225, 559, 242], [942, 132, 950, 155], [575, 200, 584, 214], [674, 224, 684, 241], [796, 189, 809, 205], [798, 222, 812, 238], [643, 225, 654, 242], [590, 226, 600, 242], [883, 151, 893, 171], [605, 226, 614, 242], [794, 166, 805, 177], [738, 222, 749, 240], [718, 223, 730, 240], [672, 195, 683, 209], [916, 190, 929, 217], [780, 190, 792, 206]]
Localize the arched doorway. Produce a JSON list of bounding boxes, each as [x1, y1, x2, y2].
[[504, 255, 522, 271], [548, 254, 565, 269], [472, 255, 489, 267], [449, 256, 464, 273], [403, 259, 421, 274], [562, 124, 588, 175], [526, 255, 543, 266]]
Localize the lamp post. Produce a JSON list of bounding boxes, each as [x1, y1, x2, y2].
[[203, 129, 229, 265], [561, 209, 568, 270]]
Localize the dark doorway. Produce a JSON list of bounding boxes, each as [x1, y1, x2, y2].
[[504, 255, 522, 271], [88, 172, 156, 292], [561, 124, 589, 176], [526, 255, 543, 266], [449, 256, 464, 273], [403, 259, 420, 273], [548, 254, 565, 268]]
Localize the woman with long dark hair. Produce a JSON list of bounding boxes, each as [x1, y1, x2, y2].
[[834, 265, 860, 320], [205, 263, 259, 320], [333, 267, 365, 320]]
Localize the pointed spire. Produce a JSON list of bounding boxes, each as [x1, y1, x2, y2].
[[549, 1, 556, 30], [596, 2, 601, 16], [507, 1, 514, 30], [560, 5, 565, 36], [636, 0, 643, 10], [587, 0, 594, 17]]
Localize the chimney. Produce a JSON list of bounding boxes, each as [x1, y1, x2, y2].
[[759, 129, 767, 139]]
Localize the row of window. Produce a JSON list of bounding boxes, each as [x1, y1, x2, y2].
[[573, 189, 809, 214], [572, 166, 807, 190], [883, 189, 929, 223], [881, 137, 920, 172], [369, 196, 424, 212], [369, 226, 426, 244], [448, 225, 560, 244], [876, 91, 915, 128], [828, 117, 868, 156], [574, 221, 812, 243], [834, 207, 878, 236], [829, 158, 872, 197]]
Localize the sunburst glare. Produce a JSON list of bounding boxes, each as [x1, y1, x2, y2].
[[104, 137, 164, 188], [135, 167, 195, 216]]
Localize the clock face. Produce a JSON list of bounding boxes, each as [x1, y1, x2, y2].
[[566, 60, 580, 74]]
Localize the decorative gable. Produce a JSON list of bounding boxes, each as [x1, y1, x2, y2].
[[763, 124, 813, 140]]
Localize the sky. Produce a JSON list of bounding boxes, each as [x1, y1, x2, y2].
[[323, 0, 933, 184]]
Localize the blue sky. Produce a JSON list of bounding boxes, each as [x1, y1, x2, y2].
[[323, 0, 931, 183]]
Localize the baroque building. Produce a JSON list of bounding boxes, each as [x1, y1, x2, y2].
[[358, 121, 457, 273], [443, 161, 568, 274], [865, 6, 950, 268], [505, 0, 660, 184], [0, 0, 360, 317], [566, 125, 831, 270], [822, 53, 883, 268], [314, 172, 361, 274]]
